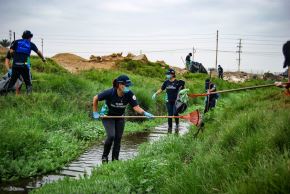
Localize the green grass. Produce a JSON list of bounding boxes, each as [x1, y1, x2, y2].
[[32, 85, 290, 194], [0, 56, 175, 181], [3, 54, 288, 194]]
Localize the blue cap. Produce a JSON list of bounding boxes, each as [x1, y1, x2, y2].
[[116, 75, 133, 87], [166, 68, 175, 75]]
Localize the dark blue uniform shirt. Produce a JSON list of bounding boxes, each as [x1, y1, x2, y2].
[[98, 88, 138, 116], [161, 79, 184, 102], [10, 39, 38, 66]]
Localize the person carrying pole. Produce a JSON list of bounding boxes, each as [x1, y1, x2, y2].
[[7, 30, 45, 94], [152, 68, 185, 133], [204, 78, 219, 113], [92, 75, 154, 163]]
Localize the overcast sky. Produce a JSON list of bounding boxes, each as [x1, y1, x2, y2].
[[0, 0, 289, 73]]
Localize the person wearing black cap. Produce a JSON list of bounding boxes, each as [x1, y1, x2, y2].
[[152, 68, 185, 133], [7, 30, 46, 94], [204, 79, 218, 113], [185, 53, 192, 70], [218, 65, 223, 79], [282, 40, 290, 82], [92, 75, 154, 163]]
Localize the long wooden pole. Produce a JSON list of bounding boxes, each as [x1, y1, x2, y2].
[[188, 83, 280, 98], [100, 115, 184, 119]]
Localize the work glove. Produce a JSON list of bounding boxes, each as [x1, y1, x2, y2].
[[8, 68, 12, 77], [144, 111, 154, 119], [152, 92, 157, 100], [93, 112, 100, 120]]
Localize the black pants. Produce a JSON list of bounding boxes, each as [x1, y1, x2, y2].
[[218, 73, 223, 79], [7, 65, 32, 94], [204, 97, 216, 113], [102, 118, 125, 160], [166, 102, 179, 129]]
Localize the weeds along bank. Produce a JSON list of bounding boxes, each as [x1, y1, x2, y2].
[[0, 57, 175, 181], [33, 86, 290, 194]]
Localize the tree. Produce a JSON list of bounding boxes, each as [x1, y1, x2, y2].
[[0, 39, 11, 48]]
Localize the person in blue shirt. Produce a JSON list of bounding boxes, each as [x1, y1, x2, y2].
[[7, 30, 46, 94], [92, 75, 154, 163], [152, 68, 185, 133]]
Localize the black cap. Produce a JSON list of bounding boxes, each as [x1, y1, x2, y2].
[[22, 30, 33, 39], [205, 78, 211, 82], [166, 68, 175, 75], [116, 75, 133, 87]]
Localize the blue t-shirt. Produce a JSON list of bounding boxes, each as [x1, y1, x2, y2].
[[11, 39, 38, 66], [161, 79, 184, 102], [97, 88, 138, 116]]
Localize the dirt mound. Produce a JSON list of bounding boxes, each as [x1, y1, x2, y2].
[[52, 53, 117, 73], [89, 53, 124, 63], [132, 54, 149, 63], [52, 52, 175, 74], [263, 72, 284, 81], [223, 71, 262, 83]]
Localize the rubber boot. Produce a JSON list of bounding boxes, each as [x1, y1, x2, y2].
[[26, 85, 32, 94], [175, 124, 179, 134], [168, 127, 172, 134], [102, 156, 108, 164]]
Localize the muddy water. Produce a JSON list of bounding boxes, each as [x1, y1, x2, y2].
[[0, 122, 189, 194]]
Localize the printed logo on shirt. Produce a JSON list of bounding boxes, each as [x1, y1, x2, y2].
[[110, 102, 126, 108], [132, 95, 136, 100], [166, 85, 177, 90]]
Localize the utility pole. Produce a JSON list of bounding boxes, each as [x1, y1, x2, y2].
[[192, 45, 196, 61], [41, 38, 44, 54], [9, 30, 12, 44], [215, 30, 219, 69], [236, 39, 242, 72], [13, 32, 15, 41]]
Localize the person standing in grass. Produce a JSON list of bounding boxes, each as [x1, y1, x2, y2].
[[204, 78, 219, 113], [218, 65, 223, 79], [7, 30, 46, 94], [185, 53, 192, 70], [282, 40, 290, 82], [152, 68, 185, 133], [92, 75, 154, 163]]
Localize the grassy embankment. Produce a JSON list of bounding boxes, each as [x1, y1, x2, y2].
[[0, 56, 176, 181], [32, 71, 290, 193]]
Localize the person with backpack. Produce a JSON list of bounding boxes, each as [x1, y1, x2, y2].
[[204, 79, 219, 113], [7, 30, 46, 94], [152, 68, 185, 133], [92, 75, 154, 163], [218, 65, 223, 79]]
